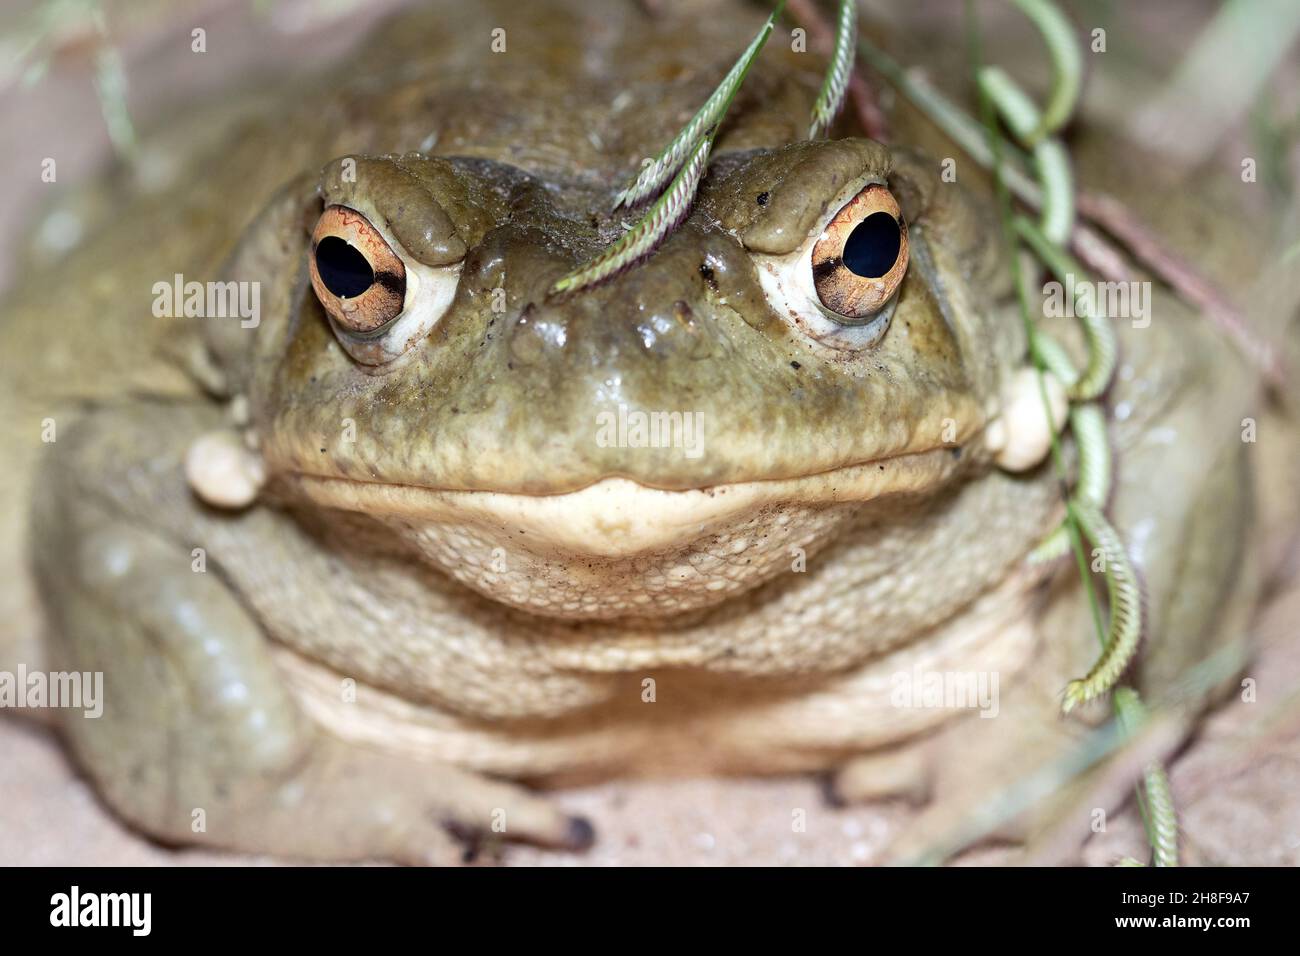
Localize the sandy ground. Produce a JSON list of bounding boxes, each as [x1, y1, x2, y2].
[[2, 0, 1297, 867]]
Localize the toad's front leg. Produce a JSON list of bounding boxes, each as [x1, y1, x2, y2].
[[831, 316, 1261, 865], [32, 405, 592, 864]]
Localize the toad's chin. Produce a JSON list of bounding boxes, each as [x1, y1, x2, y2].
[[279, 446, 968, 621]]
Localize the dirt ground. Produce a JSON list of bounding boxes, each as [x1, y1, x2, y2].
[[2, 0, 1297, 866]]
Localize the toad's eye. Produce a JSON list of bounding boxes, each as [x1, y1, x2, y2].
[[309, 205, 406, 334], [810, 183, 908, 321]]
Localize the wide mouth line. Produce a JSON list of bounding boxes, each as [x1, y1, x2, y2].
[[280, 442, 964, 499], [276, 445, 968, 559]]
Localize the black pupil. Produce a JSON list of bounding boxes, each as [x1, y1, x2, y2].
[[842, 212, 901, 278], [315, 236, 374, 298]]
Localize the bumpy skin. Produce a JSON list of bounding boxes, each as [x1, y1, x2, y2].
[[0, 0, 1269, 863]]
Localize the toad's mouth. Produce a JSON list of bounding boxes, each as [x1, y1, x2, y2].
[[282, 444, 968, 559]]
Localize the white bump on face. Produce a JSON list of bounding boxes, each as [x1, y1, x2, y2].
[[987, 366, 1068, 472], [185, 429, 266, 509]]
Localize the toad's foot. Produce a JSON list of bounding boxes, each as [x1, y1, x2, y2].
[[827, 660, 1111, 864]]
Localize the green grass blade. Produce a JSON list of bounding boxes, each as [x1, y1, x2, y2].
[[552, 135, 712, 296], [808, 0, 857, 139], [613, 2, 784, 210]]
